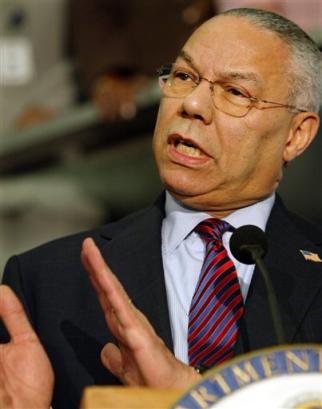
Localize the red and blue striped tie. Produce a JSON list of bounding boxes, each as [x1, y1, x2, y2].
[[188, 218, 244, 368]]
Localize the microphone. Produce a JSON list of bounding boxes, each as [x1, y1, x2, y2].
[[230, 225, 285, 345], [230, 225, 268, 264]]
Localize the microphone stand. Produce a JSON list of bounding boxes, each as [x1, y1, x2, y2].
[[242, 244, 286, 345]]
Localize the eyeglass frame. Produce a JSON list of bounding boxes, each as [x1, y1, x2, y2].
[[157, 63, 307, 118]]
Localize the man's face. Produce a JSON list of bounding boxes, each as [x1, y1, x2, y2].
[[153, 15, 297, 216]]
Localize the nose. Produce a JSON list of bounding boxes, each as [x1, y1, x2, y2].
[[180, 80, 213, 124]]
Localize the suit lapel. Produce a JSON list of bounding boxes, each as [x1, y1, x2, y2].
[[97, 194, 174, 351], [236, 196, 322, 354]]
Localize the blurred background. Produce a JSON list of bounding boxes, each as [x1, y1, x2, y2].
[[0, 0, 321, 273]]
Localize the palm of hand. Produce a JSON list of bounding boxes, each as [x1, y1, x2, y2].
[[0, 339, 53, 409], [82, 238, 200, 389], [0, 285, 54, 409]]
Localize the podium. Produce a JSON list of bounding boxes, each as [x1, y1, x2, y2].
[[81, 345, 322, 409], [80, 386, 182, 409]]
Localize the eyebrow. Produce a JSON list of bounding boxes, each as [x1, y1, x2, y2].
[[178, 50, 260, 85]]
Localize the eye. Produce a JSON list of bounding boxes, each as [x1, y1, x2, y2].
[[172, 68, 197, 83], [223, 84, 249, 99]]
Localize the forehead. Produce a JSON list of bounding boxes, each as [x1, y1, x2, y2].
[[180, 15, 291, 91]]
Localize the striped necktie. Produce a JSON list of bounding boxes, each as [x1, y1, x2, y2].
[[188, 218, 244, 368]]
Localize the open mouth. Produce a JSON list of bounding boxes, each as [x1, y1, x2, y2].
[[169, 135, 206, 158]]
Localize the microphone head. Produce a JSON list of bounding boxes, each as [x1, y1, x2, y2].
[[230, 225, 268, 265]]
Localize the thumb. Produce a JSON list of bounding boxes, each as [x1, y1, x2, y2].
[[0, 285, 37, 344]]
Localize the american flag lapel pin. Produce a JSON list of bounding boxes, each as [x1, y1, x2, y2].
[[299, 249, 322, 263]]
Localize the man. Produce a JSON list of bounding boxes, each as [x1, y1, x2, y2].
[[0, 7, 322, 409]]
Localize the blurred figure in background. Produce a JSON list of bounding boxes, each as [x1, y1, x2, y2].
[[0, 0, 77, 133], [70, 0, 217, 121], [0, 1, 217, 274]]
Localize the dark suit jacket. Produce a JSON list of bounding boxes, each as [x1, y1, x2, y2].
[[2, 194, 322, 409]]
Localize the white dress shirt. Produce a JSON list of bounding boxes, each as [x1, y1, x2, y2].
[[161, 192, 275, 364]]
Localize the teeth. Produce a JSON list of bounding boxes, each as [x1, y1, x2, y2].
[[176, 142, 203, 157]]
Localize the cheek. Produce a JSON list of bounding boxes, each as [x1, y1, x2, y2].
[[214, 117, 253, 164], [214, 117, 274, 177], [153, 100, 175, 147], [155, 98, 178, 127], [233, 116, 290, 181]]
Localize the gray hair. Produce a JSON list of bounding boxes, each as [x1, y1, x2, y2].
[[221, 8, 322, 112]]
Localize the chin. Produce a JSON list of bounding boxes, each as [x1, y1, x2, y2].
[[161, 173, 202, 198]]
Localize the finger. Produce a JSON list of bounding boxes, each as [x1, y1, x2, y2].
[[100, 343, 123, 378], [82, 238, 136, 327], [81, 243, 122, 318], [82, 246, 127, 343], [83, 240, 133, 323], [101, 343, 143, 386], [81, 249, 112, 313], [0, 285, 38, 344]]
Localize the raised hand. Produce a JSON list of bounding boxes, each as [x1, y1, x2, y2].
[[81, 238, 201, 388], [0, 285, 54, 409]]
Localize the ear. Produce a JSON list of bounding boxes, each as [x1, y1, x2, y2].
[[283, 111, 320, 162]]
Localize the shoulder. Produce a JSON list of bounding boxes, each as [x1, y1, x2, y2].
[[4, 195, 165, 273], [267, 195, 322, 245]]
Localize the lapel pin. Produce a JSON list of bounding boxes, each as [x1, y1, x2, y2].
[[299, 249, 322, 263]]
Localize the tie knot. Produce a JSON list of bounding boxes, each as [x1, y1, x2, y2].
[[195, 218, 234, 243]]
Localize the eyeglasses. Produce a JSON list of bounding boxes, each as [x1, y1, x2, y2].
[[157, 64, 307, 118]]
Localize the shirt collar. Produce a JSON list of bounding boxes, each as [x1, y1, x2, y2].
[[162, 191, 275, 255]]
